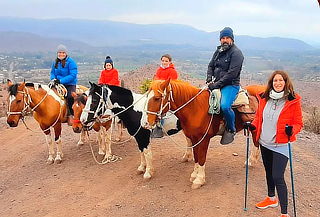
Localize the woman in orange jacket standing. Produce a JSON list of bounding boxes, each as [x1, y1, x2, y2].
[[154, 54, 178, 80], [251, 70, 303, 217], [98, 56, 120, 86]]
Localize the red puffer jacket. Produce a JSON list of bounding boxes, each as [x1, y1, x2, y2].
[[154, 63, 178, 80], [252, 92, 303, 143], [98, 68, 120, 86]]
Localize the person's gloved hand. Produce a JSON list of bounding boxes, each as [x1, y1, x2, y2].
[[208, 82, 219, 90], [285, 125, 293, 137], [243, 122, 256, 131], [48, 79, 60, 88], [206, 77, 212, 84]]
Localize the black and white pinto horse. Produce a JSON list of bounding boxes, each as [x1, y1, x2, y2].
[[80, 82, 191, 180]]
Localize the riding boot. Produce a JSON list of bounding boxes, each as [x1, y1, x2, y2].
[[220, 129, 236, 145]]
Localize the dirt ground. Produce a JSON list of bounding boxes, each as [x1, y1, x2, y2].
[[0, 117, 319, 217]]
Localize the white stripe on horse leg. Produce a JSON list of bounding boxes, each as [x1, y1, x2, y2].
[[54, 137, 63, 164], [190, 163, 199, 182], [104, 128, 112, 156], [77, 130, 85, 147], [192, 164, 206, 189], [143, 146, 153, 179], [97, 128, 106, 155], [45, 134, 54, 164], [137, 152, 146, 174]]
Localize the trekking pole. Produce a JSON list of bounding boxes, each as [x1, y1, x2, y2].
[[243, 121, 251, 211], [286, 124, 297, 217]]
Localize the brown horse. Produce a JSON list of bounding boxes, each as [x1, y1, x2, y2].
[[71, 92, 123, 162], [6, 80, 68, 164], [145, 79, 263, 189]]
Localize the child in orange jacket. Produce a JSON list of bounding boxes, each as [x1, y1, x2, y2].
[[98, 56, 120, 86], [154, 54, 178, 80]]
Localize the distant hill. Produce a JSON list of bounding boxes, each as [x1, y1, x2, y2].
[[0, 17, 314, 52], [0, 31, 93, 53]]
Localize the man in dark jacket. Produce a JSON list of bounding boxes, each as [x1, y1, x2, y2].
[[206, 27, 244, 145]]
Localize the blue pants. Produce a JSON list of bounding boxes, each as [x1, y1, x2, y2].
[[220, 85, 239, 132]]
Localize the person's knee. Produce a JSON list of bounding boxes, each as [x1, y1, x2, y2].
[[220, 103, 231, 113], [272, 173, 285, 185]]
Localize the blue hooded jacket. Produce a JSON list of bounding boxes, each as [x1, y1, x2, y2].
[[50, 56, 78, 85]]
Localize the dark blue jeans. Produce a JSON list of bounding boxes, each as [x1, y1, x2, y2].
[[220, 85, 239, 132]]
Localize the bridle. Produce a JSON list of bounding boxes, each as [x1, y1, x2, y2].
[[7, 86, 49, 118], [145, 84, 174, 120]]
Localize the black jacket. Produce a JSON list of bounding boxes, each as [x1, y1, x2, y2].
[[206, 44, 244, 89]]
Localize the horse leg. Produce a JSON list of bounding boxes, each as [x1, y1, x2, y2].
[[137, 152, 146, 174], [77, 130, 86, 147], [44, 130, 55, 164], [247, 145, 260, 167], [98, 127, 107, 155], [182, 137, 193, 162], [115, 122, 122, 141], [190, 145, 199, 182], [143, 146, 153, 180], [53, 123, 63, 164], [191, 138, 210, 189]]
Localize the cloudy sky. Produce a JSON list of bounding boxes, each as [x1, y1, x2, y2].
[[1, 0, 320, 44]]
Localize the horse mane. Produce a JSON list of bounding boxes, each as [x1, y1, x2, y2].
[[74, 93, 87, 105], [8, 83, 19, 96], [150, 80, 200, 98], [108, 85, 133, 97]]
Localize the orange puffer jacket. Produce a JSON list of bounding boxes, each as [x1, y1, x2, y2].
[[154, 63, 178, 80], [98, 68, 120, 86], [252, 92, 303, 143]]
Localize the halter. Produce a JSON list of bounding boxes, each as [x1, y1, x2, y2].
[[7, 87, 49, 117], [145, 84, 174, 119]]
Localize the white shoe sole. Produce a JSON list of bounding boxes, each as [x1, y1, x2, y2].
[[256, 202, 279, 209]]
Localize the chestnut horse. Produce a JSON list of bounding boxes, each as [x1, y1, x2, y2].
[[71, 92, 122, 162], [145, 79, 263, 189], [6, 80, 68, 164]]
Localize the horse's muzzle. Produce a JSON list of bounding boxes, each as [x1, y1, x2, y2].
[[72, 126, 82, 133], [7, 120, 18, 127]]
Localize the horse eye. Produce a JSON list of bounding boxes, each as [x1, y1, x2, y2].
[[16, 100, 22, 103]]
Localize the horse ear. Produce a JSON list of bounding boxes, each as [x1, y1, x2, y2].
[[89, 81, 93, 87], [71, 91, 77, 99], [160, 79, 170, 91], [7, 79, 13, 87]]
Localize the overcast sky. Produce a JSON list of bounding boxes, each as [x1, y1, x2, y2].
[[1, 0, 319, 44]]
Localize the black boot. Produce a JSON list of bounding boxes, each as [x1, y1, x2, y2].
[[220, 129, 236, 145]]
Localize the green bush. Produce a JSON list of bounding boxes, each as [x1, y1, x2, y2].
[[139, 79, 152, 94]]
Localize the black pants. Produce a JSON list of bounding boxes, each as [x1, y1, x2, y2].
[[260, 145, 289, 214], [64, 85, 76, 116]]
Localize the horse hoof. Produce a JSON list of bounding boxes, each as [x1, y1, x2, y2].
[[47, 159, 54, 165], [143, 173, 152, 180], [191, 183, 203, 189], [77, 142, 84, 147], [98, 151, 106, 155], [137, 170, 144, 175], [55, 159, 62, 164]]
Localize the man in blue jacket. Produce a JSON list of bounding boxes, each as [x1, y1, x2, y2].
[[206, 27, 244, 145], [50, 44, 78, 125]]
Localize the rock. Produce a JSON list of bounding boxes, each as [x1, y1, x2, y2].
[[232, 153, 238, 156]]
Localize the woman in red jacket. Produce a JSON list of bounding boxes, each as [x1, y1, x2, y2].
[[251, 70, 303, 217], [98, 56, 120, 86], [154, 54, 178, 80]]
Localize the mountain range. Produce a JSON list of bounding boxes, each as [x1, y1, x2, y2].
[[0, 17, 315, 53]]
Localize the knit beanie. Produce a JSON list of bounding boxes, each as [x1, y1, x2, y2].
[[220, 27, 234, 41], [104, 56, 113, 67], [57, 44, 68, 53]]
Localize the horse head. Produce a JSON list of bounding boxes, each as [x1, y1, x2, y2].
[[145, 79, 171, 129], [80, 82, 108, 127], [71, 91, 88, 133], [6, 80, 28, 127]]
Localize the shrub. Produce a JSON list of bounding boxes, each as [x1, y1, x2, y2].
[[304, 107, 320, 134], [139, 79, 152, 94]]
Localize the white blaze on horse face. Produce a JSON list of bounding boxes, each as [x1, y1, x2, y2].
[[140, 91, 154, 127], [41, 85, 65, 105], [80, 94, 92, 123], [9, 95, 16, 105]]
